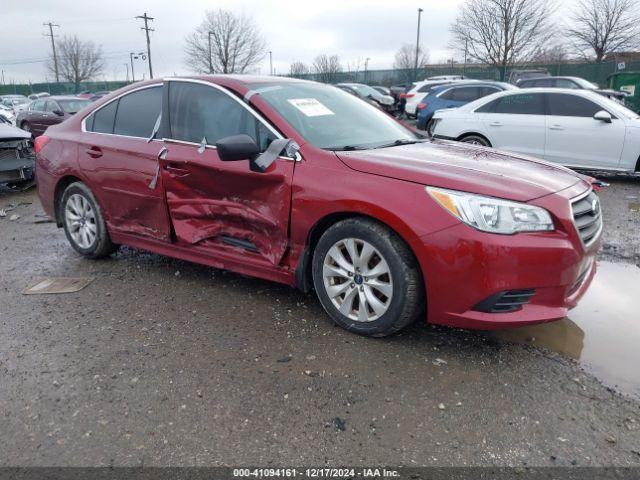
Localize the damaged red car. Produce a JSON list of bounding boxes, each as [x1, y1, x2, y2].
[[35, 76, 602, 336]]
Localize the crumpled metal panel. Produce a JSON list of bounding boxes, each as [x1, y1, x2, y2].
[[161, 145, 294, 266]]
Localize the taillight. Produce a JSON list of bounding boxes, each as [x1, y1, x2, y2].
[[417, 103, 427, 110], [405, 93, 414, 98], [34, 135, 50, 155]]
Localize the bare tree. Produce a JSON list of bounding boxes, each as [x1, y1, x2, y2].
[[450, 0, 555, 78], [567, 0, 640, 62], [532, 44, 569, 63], [393, 43, 430, 81], [184, 9, 267, 74], [47, 35, 104, 91], [289, 61, 310, 77], [312, 54, 343, 83]]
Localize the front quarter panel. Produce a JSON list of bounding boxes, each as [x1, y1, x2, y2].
[[288, 147, 461, 269]]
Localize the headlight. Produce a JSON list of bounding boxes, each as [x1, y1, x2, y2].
[[426, 187, 554, 234]]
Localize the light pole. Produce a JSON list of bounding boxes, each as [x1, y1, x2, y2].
[[463, 38, 468, 76], [124, 63, 130, 82], [268, 51, 273, 75], [364, 57, 371, 83], [414, 8, 424, 82], [130, 52, 145, 82], [208, 32, 214, 73]]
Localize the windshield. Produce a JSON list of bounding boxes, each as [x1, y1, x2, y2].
[[256, 82, 419, 150], [58, 99, 90, 114]]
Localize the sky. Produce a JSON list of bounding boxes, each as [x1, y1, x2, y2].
[[1, 0, 470, 84]]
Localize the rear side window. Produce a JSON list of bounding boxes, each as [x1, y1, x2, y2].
[[89, 100, 118, 134], [555, 79, 579, 89], [547, 93, 602, 117], [44, 101, 58, 112], [492, 94, 545, 115], [440, 86, 485, 102], [167, 82, 276, 149], [113, 87, 162, 138]]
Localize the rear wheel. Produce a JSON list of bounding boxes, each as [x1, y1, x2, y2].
[[20, 122, 32, 134], [60, 182, 116, 258], [312, 218, 423, 337], [460, 134, 491, 147]]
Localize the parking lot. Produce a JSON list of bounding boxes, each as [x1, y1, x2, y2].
[[1, 178, 639, 466]]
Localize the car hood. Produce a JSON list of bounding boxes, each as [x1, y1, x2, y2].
[[335, 140, 585, 202], [0, 123, 31, 140]]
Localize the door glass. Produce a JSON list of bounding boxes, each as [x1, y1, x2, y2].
[[479, 87, 500, 98], [547, 93, 602, 117], [44, 101, 57, 112], [556, 79, 579, 89], [89, 100, 118, 134], [31, 100, 45, 111], [493, 94, 545, 115], [113, 87, 162, 138], [168, 82, 276, 150]]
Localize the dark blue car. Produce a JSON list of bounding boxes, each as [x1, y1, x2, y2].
[[416, 81, 516, 132]]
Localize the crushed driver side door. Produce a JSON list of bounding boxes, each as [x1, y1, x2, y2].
[[158, 79, 295, 266]]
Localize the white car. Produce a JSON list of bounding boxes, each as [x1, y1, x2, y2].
[[431, 88, 640, 172], [404, 79, 476, 117]]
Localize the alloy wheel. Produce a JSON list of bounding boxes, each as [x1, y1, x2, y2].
[[65, 193, 97, 249], [322, 238, 393, 322]]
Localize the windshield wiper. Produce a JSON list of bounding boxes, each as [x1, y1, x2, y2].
[[373, 139, 426, 149], [325, 145, 368, 151]]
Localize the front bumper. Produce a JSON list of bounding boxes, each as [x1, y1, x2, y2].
[[411, 184, 601, 330]]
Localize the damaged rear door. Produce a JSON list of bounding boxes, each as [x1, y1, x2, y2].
[[159, 79, 295, 266]]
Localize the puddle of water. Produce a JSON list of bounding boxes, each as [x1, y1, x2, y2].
[[492, 261, 640, 398]]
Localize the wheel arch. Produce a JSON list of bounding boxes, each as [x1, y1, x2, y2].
[[53, 175, 84, 227], [294, 210, 425, 296], [456, 131, 492, 146]]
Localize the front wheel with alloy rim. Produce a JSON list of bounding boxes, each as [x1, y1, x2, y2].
[[60, 182, 117, 258], [312, 218, 424, 337], [460, 135, 491, 147]]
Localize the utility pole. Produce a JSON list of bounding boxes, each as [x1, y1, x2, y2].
[[135, 13, 154, 79], [208, 32, 214, 73], [124, 63, 130, 82], [268, 51, 273, 75], [43, 22, 60, 83], [414, 8, 423, 82]]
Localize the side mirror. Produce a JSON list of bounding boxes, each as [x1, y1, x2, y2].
[[593, 110, 612, 123], [53, 109, 64, 116], [215, 134, 260, 161]]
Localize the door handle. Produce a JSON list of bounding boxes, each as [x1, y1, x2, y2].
[[549, 124, 564, 130], [489, 121, 502, 126], [163, 163, 189, 177], [85, 146, 102, 158]]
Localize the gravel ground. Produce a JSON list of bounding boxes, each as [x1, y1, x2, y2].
[[0, 181, 639, 467]]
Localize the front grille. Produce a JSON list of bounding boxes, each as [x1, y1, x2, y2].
[[571, 190, 602, 246], [472, 289, 536, 313]]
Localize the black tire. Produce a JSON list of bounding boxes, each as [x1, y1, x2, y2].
[[20, 122, 32, 133], [459, 134, 491, 147], [312, 218, 424, 337], [59, 182, 117, 259], [426, 119, 436, 136]]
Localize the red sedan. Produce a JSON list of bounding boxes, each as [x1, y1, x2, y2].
[[34, 76, 602, 336]]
